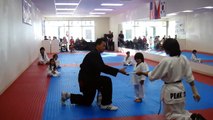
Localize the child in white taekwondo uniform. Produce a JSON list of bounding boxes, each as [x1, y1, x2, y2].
[[123, 51, 133, 66], [47, 58, 60, 77], [132, 52, 149, 102], [137, 38, 206, 120], [191, 50, 202, 63], [53, 54, 61, 68], [38, 47, 49, 65]]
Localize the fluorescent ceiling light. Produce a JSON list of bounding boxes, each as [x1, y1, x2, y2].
[[101, 3, 123, 6], [203, 6, 213, 9], [167, 13, 177, 16], [56, 12, 74, 15], [56, 8, 75, 11], [182, 10, 193, 12], [55, 3, 79, 6], [90, 12, 106, 15], [94, 8, 113, 11]]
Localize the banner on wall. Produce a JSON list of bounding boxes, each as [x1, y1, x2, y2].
[[22, 0, 32, 25], [175, 21, 186, 39], [150, 0, 166, 19]]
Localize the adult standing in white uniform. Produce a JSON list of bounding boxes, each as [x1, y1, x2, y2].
[[137, 38, 205, 120]]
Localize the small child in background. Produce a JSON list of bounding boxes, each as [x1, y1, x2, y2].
[[38, 47, 49, 65], [132, 52, 149, 102], [47, 58, 60, 77], [191, 50, 202, 63], [53, 54, 61, 68], [123, 51, 133, 66]]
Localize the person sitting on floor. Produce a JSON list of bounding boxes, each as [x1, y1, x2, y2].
[[191, 50, 202, 63], [47, 58, 60, 77], [123, 51, 133, 66], [38, 47, 49, 65], [53, 54, 61, 68]]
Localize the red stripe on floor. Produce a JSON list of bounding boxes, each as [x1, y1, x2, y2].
[[86, 108, 213, 120], [0, 60, 50, 120], [86, 115, 165, 120], [202, 60, 213, 62]]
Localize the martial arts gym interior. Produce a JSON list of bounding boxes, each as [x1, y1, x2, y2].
[[0, 0, 213, 120]]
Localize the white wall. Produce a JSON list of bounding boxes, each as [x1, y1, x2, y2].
[[185, 11, 213, 53], [169, 10, 213, 53], [45, 17, 109, 39], [166, 0, 213, 14], [0, 0, 42, 94]]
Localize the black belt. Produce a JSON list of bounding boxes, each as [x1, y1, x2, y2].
[[164, 80, 181, 84]]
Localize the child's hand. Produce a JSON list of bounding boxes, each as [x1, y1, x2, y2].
[[193, 94, 201, 102]]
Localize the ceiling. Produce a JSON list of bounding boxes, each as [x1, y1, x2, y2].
[[31, 0, 150, 17]]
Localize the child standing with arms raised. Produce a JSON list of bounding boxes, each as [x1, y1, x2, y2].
[[132, 52, 149, 102]]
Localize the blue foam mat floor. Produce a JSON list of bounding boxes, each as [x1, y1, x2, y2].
[[42, 52, 213, 120]]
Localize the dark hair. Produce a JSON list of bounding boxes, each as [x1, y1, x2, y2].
[[163, 38, 181, 57], [192, 50, 197, 53], [126, 51, 130, 55], [40, 47, 45, 51], [95, 38, 105, 46], [40, 47, 45, 59], [49, 58, 56, 71], [53, 54, 58, 59], [134, 52, 144, 62]]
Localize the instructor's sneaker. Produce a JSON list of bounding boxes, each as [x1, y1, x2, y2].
[[61, 92, 70, 105], [100, 104, 118, 111]]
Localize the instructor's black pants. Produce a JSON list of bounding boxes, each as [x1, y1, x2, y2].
[[70, 76, 112, 106]]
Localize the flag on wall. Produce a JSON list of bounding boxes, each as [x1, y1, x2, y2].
[[160, 0, 166, 17], [155, 0, 161, 19], [150, 0, 166, 19], [150, 1, 154, 19]]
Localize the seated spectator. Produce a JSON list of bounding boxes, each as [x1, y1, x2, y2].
[[52, 36, 57, 40], [38, 47, 49, 65], [44, 36, 48, 40], [53, 54, 61, 68], [123, 51, 133, 66], [69, 36, 75, 52], [191, 50, 202, 63], [47, 58, 60, 77], [61, 37, 68, 52]]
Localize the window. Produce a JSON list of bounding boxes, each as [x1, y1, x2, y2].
[[45, 20, 95, 42]]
